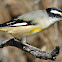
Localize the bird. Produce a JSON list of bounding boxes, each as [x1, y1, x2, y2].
[[0, 8, 62, 44]]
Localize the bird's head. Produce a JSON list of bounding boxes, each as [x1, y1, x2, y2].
[[46, 8, 62, 18], [41, 8, 62, 29]]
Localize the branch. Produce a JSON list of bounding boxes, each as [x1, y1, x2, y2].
[[0, 39, 60, 61]]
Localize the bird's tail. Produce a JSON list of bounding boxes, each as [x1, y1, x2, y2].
[[0, 19, 15, 27], [0, 22, 9, 32], [0, 19, 16, 32], [0, 27, 14, 35], [0, 23, 7, 27], [0, 27, 8, 32], [0, 18, 18, 27]]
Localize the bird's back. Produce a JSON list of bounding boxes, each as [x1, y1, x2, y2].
[[18, 10, 48, 25]]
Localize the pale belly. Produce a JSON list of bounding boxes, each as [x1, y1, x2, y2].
[[0, 26, 42, 39]]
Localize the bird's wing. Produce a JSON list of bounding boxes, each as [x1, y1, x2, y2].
[[0, 18, 36, 27], [0, 10, 44, 27]]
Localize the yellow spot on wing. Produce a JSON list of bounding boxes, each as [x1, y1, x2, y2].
[[30, 27, 42, 34]]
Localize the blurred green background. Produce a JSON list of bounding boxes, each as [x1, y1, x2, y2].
[[0, 0, 62, 62]]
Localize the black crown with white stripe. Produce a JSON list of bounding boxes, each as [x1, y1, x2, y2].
[[46, 8, 62, 18]]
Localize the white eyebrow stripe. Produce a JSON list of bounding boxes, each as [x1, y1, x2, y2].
[[50, 10, 61, 15], [9, 22, 27, 26], [7, 21, 15, 25]]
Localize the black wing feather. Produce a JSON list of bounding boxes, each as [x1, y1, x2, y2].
[[0, 18, 35, 27]]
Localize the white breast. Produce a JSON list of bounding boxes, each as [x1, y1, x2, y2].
[[41, 17, 59, 29]]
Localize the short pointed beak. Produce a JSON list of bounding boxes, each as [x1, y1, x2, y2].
[[60, 12, 62, 15]]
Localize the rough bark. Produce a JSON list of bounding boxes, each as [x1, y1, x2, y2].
[[0, 39, 60, 61]]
